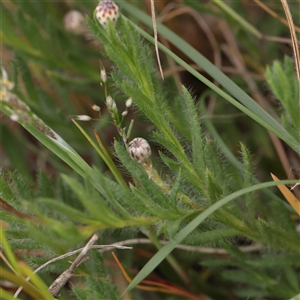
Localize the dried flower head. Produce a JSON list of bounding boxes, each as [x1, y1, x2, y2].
[[95, 0, 119, 28], [128, 138, 152, 166]]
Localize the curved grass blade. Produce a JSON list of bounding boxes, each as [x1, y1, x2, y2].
[[125, 179, 299, 292]]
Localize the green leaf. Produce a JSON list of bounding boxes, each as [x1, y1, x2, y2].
[[155, 133, 205, 195], [0, 173, 14, 202], [0, 287, 21, 300], [183, 228, 240, 245], [37, 170, 54, 198], [61, 174, 124, 228], [265, 56, 300, 132], [240, 143, 255, 221], [181, 86, 205, 179], [205, 169, 223, 204], [0, 228, 20, 273], [37, 198, 100, 225]]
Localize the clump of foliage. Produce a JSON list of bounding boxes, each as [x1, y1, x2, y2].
[[1, 1, 299, 300]]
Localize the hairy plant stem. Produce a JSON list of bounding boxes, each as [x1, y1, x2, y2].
[[144, 164, 202, 210]]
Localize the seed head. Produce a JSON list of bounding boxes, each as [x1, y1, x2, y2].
[[95, 0, 119, 28], [128, 138, 152, 166]]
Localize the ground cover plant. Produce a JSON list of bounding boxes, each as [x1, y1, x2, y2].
[[0, 1, 300, 299]]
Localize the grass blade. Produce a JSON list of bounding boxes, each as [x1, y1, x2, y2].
[[126, 179, 299, 292]]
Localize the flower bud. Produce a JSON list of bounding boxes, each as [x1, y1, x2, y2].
[[75, 115, 92, 121], [100, 68, 107, 83], [125, 97, 132, 108], [92, 104, 101, 111], [106, 95, 118, 113], [95, 0, 119, 28], [10, 114, 19, 122], [128, 138, 152, 166], [106, 95, 113, 106], [121, 110, 128, 116]]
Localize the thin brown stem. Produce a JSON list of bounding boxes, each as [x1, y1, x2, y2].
[[253, 0, 300, 34], [280, 0, 300, 100], [13, 240, 132, 298]]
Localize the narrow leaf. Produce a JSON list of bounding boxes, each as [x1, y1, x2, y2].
[[271, 173, 300, 216]]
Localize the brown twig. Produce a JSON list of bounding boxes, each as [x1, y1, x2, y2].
[[13, 242, 132, 298], [253, 0, 300, 34], [48, 234, 98, 297], [262, 35, 300, 45], [98, 238, 262, 254]]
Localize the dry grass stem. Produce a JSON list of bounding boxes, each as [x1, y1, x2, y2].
[[48, 234, 98, 297], [271, 173, 300, 215], [281, 0, 300, 87], [13, 239, 132, 298], [253, 0, 300, 34], [98, 238, 262, 254], [150, 0, 164, 80]]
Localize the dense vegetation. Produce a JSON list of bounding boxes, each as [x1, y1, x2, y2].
[[1, 1, 299, 299]]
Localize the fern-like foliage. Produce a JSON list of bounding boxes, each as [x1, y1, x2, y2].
[[1, 2, 300, 299]]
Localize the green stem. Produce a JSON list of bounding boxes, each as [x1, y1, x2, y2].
[[72, 119, 127, 188], [144, 164, 201, 210]]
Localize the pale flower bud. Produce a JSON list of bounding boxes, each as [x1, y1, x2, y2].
[[95, 0, 119, 28], [92, 104, 100, 111], [106, 95, 113, 107], [10, 114, 19, 122], [121, 110, 128, 116], [128, 138, 152, 166], [75, 115, 92, 121], [125, 97, 132, 108], [111, 101, 117, 112], [106, 96, 117, 113], [100, 68, 107, 83]]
